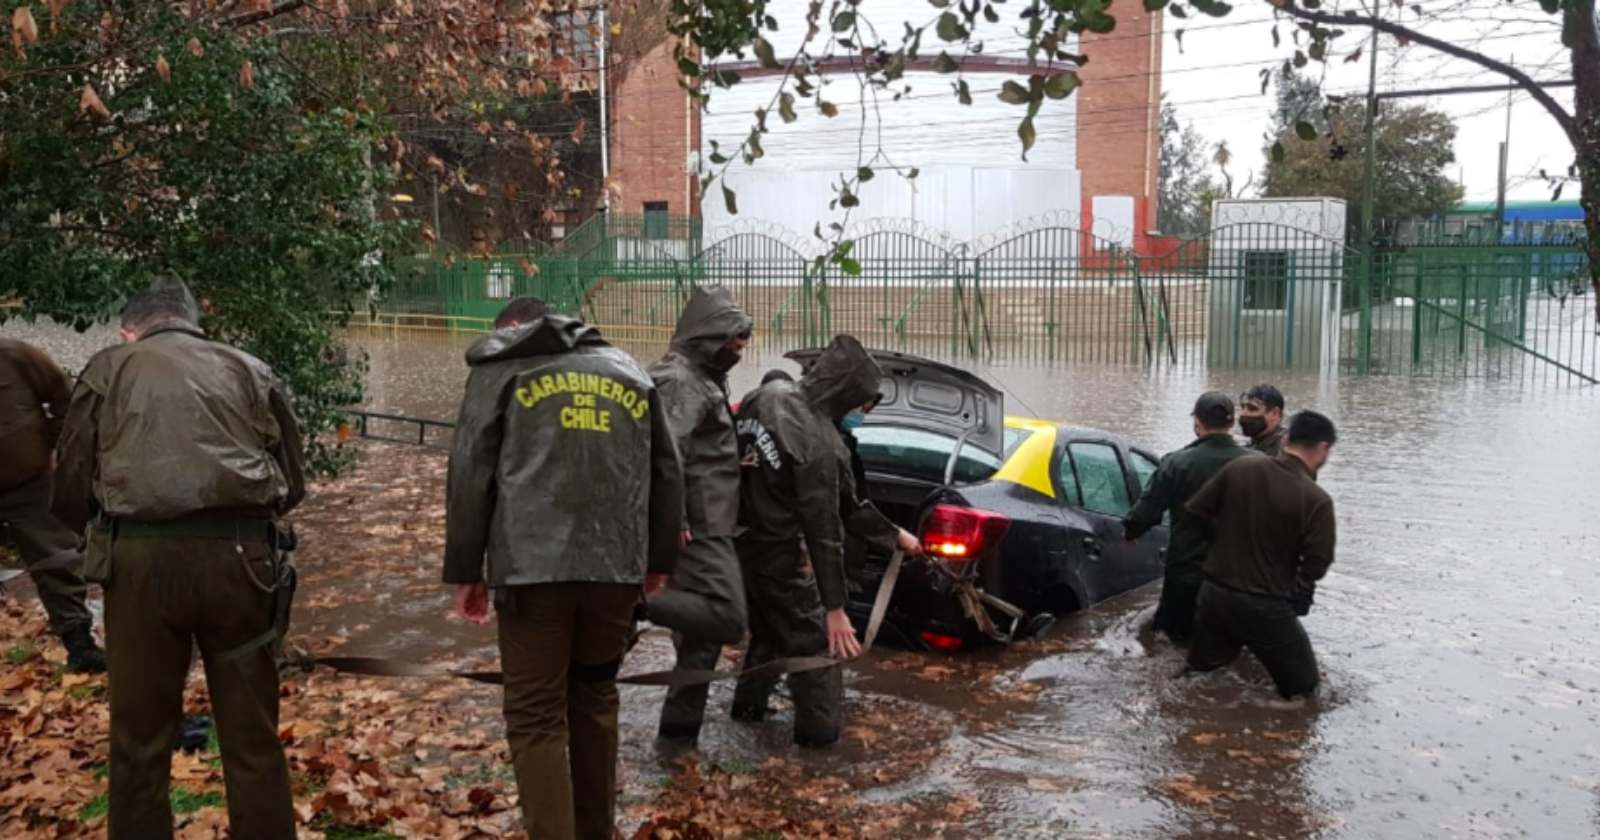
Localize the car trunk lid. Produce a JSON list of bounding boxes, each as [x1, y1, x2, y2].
[[784, 347, 1006, 461]]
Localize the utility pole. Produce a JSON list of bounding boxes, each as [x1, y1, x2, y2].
[[1494, 60, 1514, 242], [1358, 22, 1380, 374]]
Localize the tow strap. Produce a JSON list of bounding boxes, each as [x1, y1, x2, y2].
[[0, 548, 86, 590], [305, 551, 905, 689]]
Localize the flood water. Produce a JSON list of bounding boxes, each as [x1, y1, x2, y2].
[[8, 318, 1600, 838]]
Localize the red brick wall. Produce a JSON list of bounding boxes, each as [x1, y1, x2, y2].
[[1077, 9, 1163, 246], [609, 41, 699, 216]]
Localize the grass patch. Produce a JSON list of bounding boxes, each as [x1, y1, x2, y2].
[[69, 684, 99, 700], [171, 788, 225, 815], [79, 785, 224, 821], [444, 763, 515, 789], [716, 757, 761, 775], [92, 763, 110, 781], [78, 793, 110, 822], [6, 642, 36, 666]]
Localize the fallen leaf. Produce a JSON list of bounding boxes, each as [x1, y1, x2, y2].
[[1189, 732, 1225, 746], [239, 59, 254, 90], [79, 85, 112, 120], [12, 6, 39, 57], [187, 36, 203, 58], [155, 53, 171, 82]]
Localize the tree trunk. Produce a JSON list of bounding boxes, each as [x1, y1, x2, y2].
[[1571, 0, 1600, 331]]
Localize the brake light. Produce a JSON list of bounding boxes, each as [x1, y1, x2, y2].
[[920, 632, 965, 652], [920, 504, 1011, 572]]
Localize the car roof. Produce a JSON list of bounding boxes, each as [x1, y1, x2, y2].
[[1004, 415, 1133, 448]]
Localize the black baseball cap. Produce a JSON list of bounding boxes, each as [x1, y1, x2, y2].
[[1192, 391, 1236, 428], [1241, 384, 1285, 411]]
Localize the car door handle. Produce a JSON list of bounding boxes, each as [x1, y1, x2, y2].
[[1081, 537, 1102, 560]]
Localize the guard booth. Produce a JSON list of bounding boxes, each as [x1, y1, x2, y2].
[[1206, 198, 1348, 370]]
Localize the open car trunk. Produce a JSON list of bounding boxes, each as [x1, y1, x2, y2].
[[784, 346, 1006, 527]]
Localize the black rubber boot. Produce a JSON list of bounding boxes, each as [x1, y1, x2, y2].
[[62, 628, 106, 674]]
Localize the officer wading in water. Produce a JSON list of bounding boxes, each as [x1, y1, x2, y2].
[[1184, 410, 1338, 699], [443, 298, 683, 840], [0, 337, 106, 672], [731, 335, 920, 747], [644, 286, 755, 743], [1122, 392, 1257, 644], [52, 277, 305, 840]]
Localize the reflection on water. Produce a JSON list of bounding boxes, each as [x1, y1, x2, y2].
[[7, 317, 1600, 838]]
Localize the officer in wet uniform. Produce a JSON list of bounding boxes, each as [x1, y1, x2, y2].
[[444, 298, 682, 839], [0, 337, 105, 672], [1123, 392, 1257, 643], [1184, 410, 1338, 699], [51, 277, 305, 839], [730, 335, 918, 747], [646, 286, 754, 743], [1239, 384, 1288, 456]]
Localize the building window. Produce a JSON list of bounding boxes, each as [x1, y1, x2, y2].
[[1240, 250, 1291, 311], [643, 201, 669, 239], [486, 263, 514, 299]]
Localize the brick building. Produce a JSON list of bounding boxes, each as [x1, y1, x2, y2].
[[608, 5, 1164, 252]]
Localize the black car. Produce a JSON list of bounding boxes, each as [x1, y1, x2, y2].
[[789, 349, 1170, 650]]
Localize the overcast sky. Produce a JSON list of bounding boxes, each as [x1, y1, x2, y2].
[[1159, 0, 1575, 203]]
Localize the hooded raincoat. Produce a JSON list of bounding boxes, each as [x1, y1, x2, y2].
[[443, 315, 683, 587], [735, 334, 883, 611], [647, 286, 752, 538]]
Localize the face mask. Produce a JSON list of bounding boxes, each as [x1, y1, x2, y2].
[[711, 345, 742, 372], [840, 410, 865, 432], [1239, 416, 1267, 438]]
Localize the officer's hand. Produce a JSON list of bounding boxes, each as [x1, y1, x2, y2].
[[453, 583, 491, 626], [644, 573, 669, 598], [825, 608, 862, 659], [895, 529, 923, 556], [680, 530, 693, 548]]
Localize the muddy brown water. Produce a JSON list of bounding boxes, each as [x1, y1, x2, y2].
[[8, 319, 1600, 838]]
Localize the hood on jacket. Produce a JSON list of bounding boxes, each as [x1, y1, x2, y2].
[[799, 334, 882, 422], [465, 314, 606, 366], [670, 285, 753, 368]]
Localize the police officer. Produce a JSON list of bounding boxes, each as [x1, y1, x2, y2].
[[646, 286, 754, 743], [1184, 410, 1338, 699], [730, 335, 918, 747], [51, 277, 304, 839], [0, 337, 105, 672], [443, 298, 682, 839], [1123, 392, 1257, 643], [1239, 384, 1287, 456]]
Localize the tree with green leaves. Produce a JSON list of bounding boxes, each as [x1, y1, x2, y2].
[[1158, 100, 1219, 236], [1, 3, 407, 472], [1264, 99, 1464, 226]]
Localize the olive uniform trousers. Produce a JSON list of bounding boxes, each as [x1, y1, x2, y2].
[[648, 535, 747, 739], [730, 538, 842, 747], [0, 474, 93, 638], [496, 582, 638, 840], [1186, 580, 1320, 699], [98, 529, 293, 840]]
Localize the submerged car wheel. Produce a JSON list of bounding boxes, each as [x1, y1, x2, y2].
[[1020, 612, 1057, 640]]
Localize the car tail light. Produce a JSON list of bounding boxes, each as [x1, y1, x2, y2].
[[920, 504, 1011, 574], [920, 632, 965, 652]]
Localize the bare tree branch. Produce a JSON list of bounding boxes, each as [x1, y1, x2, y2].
[[228, 1, 311, 29], [1275, 1, 1577, 144]]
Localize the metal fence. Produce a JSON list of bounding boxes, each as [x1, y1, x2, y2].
[[366, 216, 1597, 384]]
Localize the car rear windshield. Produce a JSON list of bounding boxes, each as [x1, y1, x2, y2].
[[855, 426, 1030, 484]]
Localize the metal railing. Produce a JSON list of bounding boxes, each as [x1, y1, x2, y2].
[[364, 217, 1596, 384], [344, 409, 456, 447]]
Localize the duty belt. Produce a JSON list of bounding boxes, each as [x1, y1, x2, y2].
[[108, 517, 276, 543]]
